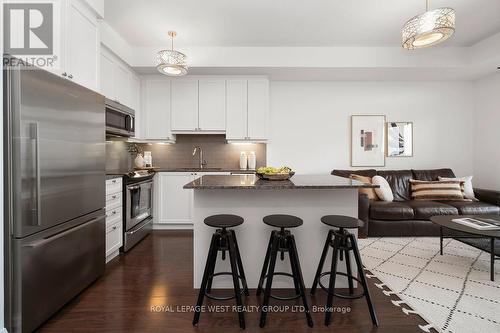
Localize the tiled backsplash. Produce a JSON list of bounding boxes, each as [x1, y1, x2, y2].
[[106, 135, 266, 171]]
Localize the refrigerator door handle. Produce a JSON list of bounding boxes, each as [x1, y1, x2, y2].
[[23, 215, 106, 248], [30, 122, 42, 226]]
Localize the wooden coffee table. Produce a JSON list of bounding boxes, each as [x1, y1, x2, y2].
[[430, 215, 500, 281]]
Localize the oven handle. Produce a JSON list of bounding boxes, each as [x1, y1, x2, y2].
[[127, 217, 152, 235]]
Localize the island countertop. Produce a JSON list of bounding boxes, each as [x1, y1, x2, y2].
[[184, 174, 379, 190]]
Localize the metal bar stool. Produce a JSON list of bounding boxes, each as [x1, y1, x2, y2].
[[193, 214, 249, 329], [257, 214, 313, 328], [310, 215, 378, 327]]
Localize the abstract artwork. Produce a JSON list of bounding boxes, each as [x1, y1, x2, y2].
[[351, 115, 385, 167], [387, 122, 413, 157]]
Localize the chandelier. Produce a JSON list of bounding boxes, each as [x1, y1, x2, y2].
[[402, 0, 455, 50], [156, 31, 188, 76]]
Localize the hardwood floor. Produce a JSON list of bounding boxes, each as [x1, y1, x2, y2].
[[37, 231, 434, 333]]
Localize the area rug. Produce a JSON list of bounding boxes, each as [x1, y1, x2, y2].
[[358, 237, 500, 333]]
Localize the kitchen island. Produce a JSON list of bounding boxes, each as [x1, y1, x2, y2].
[[184, 174, 377, 289]]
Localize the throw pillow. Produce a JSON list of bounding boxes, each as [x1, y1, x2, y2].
[[410, 179, 470, 201], [439, 176, 476, 200], [372, 176, 394, 202], [350, 174, 378, 200]]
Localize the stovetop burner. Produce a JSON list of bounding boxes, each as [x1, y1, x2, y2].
[[124, 169, 155, 183]]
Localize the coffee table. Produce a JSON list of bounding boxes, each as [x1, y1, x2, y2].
[[430, 215, 500, 281]]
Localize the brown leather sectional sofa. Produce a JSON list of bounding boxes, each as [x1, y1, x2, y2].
[[332, 168, 500, 238]]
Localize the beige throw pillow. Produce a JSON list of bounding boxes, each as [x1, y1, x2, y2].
[[439, 176, 476, 200], [410, 179, 470, 201], [350, 174, 378, 201], [372, 176, 394, 202]]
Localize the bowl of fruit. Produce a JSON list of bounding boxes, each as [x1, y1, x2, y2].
[[256, 166, 295, 181]]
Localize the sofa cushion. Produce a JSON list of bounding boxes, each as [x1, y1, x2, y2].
[[332, 169, 376, 178], [406, 200, 458, 220], [370, 201, 415, 220], [412, 168, 456, 181], [376, 170, 413, 201], [444, 201, 500, 215]]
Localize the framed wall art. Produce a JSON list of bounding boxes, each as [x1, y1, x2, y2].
[[387, 122, 413, 157], [351, 115, 386, 167]]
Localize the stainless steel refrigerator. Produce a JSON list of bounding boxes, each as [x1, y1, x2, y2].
[[3, 61, 106, 333]]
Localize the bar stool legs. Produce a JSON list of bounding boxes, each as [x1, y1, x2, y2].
[[311, 227, 378, 327], [193, 228, 247, 329], [258, 228, 313, 328]]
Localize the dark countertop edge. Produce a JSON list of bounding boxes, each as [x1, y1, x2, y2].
[[153, 169, 256, 173], [184, 185, 378, 189], [106, 174, 124, 180]]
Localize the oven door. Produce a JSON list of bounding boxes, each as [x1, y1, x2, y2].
[[125, 180, 153, 231]]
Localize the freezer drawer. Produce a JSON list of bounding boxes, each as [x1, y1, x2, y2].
[[12, 213, 105, 333]]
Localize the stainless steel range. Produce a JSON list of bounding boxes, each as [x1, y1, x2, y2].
[[122, 170, 154, 252]]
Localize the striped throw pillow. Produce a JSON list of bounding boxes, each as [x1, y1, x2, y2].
[[410, 179, 469, 201]]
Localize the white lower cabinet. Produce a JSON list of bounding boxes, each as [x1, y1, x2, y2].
[[105, 177, 123, 262], [154, 172, 230, 228]]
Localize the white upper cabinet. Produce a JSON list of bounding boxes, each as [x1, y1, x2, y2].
[[141, 79, 173, 141], [66, 0, 99, 91], [99, 46, 137, 110], [100, 51, 114, 98], [226, 78, 269, 141], [114, 63, 131, 106], [171, 80, 199, 131], [198, 79, 226, 131], [130, 75, 141, 114], [226, 80, 248, 140], [42, 0, 99, 91], [247, 79, 269, 140]]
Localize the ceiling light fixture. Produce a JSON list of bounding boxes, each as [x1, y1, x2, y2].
[[402, 0, 455, 50], [156, 31, 188, 76]]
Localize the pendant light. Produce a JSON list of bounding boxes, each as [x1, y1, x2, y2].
[[402, 0, 455, 50], [156, 31, 188, 76]]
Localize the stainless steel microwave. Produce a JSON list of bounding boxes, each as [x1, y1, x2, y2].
[[105, 98, 135, 137]]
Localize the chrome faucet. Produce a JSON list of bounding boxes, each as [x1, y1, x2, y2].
[[192, 146, 207, 169]]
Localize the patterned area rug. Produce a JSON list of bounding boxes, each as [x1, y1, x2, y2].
[[358, 237, 500, 333]]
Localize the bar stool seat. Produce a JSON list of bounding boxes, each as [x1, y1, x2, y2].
[[321, 215, 364, 229], [204, 214, 244, 228], [263, 214, 303, 228]]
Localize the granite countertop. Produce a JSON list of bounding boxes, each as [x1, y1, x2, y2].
[[151, 168, 256, 174], [106, 168, 256, 176], [106, 174, 124, 180], [183, 174, 379, 190]]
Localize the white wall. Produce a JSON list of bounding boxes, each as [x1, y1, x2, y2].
[[473, 73, 500, 190], [267, 81, 475, 177]]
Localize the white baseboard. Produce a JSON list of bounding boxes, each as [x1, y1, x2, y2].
[[152, 224, 193, 230], [105, 249, 120, 263]]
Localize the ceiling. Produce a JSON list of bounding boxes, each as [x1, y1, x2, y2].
[[104, 0, 500, 48]]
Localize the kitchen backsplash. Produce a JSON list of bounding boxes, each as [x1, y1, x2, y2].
[[106, 135, 266, 171]]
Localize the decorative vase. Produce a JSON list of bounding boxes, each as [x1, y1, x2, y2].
[[247, 151, 256, 170], [134, 153, 145, 168], [239, 152, 247, 170]]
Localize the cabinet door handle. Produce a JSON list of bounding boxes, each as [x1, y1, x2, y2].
[[62, 72, 67, 77], [68, 74, 73, 79], [112, 195, 117, 199], [112, 226, 117, 230], [112, 179, 117, 184]]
